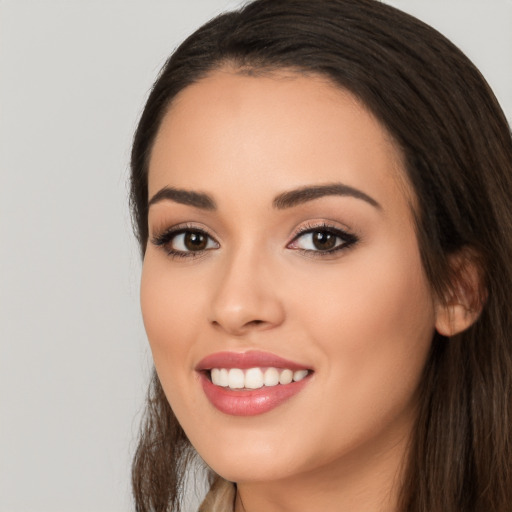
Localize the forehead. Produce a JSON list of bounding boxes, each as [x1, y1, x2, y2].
[[148, 69, 411, 210]]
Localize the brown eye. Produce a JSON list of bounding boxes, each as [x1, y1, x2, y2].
[[311, 231, 336, 251], [152, 228, 219, 257], [184, 231, 208, 251], [288, 225, 358, 255]]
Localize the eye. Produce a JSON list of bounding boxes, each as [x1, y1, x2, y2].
[[288, 224, 357, 255], [151, 225, 219, 258], [172, 231, 217, 252]]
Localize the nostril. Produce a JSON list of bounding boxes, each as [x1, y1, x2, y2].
[[246, 319, 265, 328], [210, 318, 267, 335]]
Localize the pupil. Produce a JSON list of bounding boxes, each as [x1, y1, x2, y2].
[[313, 231, 336, 250], [184, 232, 207, 251]]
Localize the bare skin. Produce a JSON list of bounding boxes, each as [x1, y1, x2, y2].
[[141, 69, 471, 512]]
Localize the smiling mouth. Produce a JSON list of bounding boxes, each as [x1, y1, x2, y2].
[[197, 352, 313, 415], [207, 367, 311, 390], [196, 351, 313, 414]]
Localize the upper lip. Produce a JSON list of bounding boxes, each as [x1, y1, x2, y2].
[[195, 350, 311, 371]]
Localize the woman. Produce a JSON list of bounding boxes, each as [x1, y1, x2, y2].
[[130, 0, 512, 510]]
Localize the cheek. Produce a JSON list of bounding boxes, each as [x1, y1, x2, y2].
[[335, 259, 434, 354], [140, 255, 203, 376], [140, 256, 213, 430], [289, 241, 435, 417], [346, 264, 434, 409], [293, 242, 434, 334]]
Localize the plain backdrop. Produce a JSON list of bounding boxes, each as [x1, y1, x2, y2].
[[1, 1, 510, 511]]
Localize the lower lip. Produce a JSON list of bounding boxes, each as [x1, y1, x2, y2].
[[200, 372, 311, 416]]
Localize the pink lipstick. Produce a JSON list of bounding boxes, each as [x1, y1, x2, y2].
[[196, 350, 312, 416]]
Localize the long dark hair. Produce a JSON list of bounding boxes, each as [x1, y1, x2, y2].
[[130, 1, 512, 510]]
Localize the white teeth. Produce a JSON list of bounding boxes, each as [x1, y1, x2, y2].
[[219, 368, 229, 387], [211, 368, 220, 385], [228, 368, 245, 389], [245, 368, 264, 389], [210, 367, 310, 389], [210, 369, 223, 387], [293, 370, 308, 382], [264, 367, 279, 387], [279, 369, 293, 385]]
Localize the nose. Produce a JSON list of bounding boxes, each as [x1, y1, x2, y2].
[[208, 248, 285, 336]]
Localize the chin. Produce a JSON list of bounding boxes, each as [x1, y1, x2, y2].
[[187, 422, 305, 483], [204, 452, 300, 484]]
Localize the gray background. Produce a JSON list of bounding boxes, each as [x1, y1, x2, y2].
[[1, 1, 510, 511]]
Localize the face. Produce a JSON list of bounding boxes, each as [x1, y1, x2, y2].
[[141, 70, 437, 484]]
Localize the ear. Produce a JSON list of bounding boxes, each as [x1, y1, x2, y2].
[[435, 249, 486, 337]]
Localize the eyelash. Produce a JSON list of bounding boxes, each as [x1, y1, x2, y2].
[[288, 222, 358, 257], [151, 223, 219, 260], [151, 222, 358, 260]]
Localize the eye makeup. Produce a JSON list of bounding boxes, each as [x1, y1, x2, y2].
[[150, 219, 358, 261], [151, 222, 219, 260], [287, 221, 359, 258]]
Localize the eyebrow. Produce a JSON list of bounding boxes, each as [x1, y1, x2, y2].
[[273, 183, 381, 210], [148, 186, 216, 210], [147, 182, 381, 212]]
